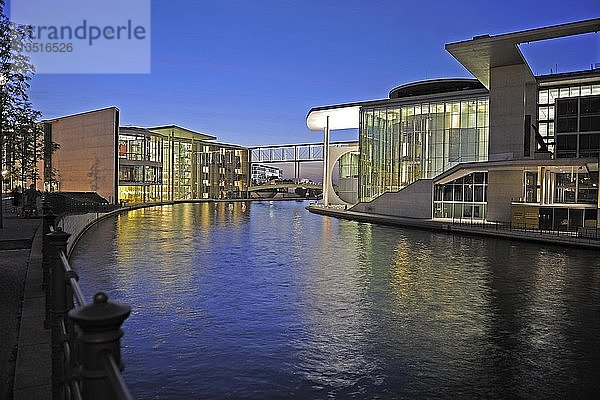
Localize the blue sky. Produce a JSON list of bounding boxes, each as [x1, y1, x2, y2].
[[26, 0, 600, 146]]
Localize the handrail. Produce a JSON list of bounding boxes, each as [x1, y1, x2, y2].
[[70, 381, 83, 400], [101, 352, 135, 400], [59, 319, 72, 363], [447, 217, 600, 247], [43, 204, 134, 400], [52, 224, 88, 307], [58, 251, 87, 307]]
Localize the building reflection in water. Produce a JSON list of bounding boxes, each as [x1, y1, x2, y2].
[[70, 201, 600, 399]]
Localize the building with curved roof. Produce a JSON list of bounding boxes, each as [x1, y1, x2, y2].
[[307, 18, 600, 231], [388, 78, 486, 99]]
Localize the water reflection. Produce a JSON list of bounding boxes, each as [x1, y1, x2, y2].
[[71, 201, 600, 399]]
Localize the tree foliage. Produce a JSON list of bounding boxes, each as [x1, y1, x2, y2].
[[0, 0, 46, 189]]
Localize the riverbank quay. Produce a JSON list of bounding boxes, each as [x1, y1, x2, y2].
[[306, 204, 600, 250], [0, 213, 45, 400], [2, 198, 285, 400], [1, 194, 134, 400]]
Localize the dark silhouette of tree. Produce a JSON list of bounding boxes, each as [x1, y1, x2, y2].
[[0, 0, 49, 190]]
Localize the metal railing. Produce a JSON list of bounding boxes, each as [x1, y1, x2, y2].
[[44, 192, 119, 216], [446, 216, 600, 246], [43, 204, 134, 400]]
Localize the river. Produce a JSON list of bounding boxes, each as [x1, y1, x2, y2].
[[70, 201, 600, 399]]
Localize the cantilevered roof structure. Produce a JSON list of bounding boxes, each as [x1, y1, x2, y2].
[[306, 103, 364, 131], [446, 18, 600, 88], [148, 125, 217, 141], [306, 78, 487, 131]]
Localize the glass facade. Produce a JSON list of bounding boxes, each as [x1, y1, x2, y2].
[[173, 141, 193, 200], [554, 95, 600, 158], [336, 152, 360, 204], [523, 171, 539, 203], [194, 146, 248, 199], [118, 133, 162, 162], [433, 172, 488, 220], [537, 84, 600, 154], [118, 130, 164, 203], [119, 128, 249, 204], [514, 168, 599, 231], [338, 152, 359, 179], [538, 207, 598, 231], [554, 171, 598, 204], [359, 97, 488, 202]]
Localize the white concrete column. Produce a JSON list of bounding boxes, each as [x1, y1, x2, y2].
[[539, 167, 545, 205], [547, 172, 556, 204], [322, 116, 330, 206]]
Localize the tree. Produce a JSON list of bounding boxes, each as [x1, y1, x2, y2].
[[0, 0, 46, 190]]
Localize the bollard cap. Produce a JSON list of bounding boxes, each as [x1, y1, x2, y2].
[[69, 292, 131, 331]]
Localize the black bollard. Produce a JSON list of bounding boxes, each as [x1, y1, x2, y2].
[[69, 292, 132, 400], [47, 227, 71, 400]]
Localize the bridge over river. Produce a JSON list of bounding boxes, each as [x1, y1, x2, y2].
[[248, 140, 357, 182]]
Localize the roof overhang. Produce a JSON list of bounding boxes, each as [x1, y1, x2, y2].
[[119, 126, 154, 137], [306, 104, 362, 131], [434, 158, 596, 185], [538, 69, 600, 87], [445, 18, 600, 88], [148, 125, 217, 141]]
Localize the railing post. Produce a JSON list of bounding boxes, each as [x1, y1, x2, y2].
[[42, 203, 57, 329], [47, 228, 71, 400], [69, 292, 131, 400]]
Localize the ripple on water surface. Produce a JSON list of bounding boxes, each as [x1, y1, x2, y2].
[[70, 201, 600, 399]]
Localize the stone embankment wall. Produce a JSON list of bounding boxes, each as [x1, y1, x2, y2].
[[57, 211, 115, 255]]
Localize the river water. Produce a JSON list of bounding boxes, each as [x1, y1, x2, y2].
[[70, 201, 600, 399]]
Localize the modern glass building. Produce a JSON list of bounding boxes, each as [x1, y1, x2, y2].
[[118, 127, 163, 203], [359, 79, 488, 202], [42, 110, 250, 205], [118, 125, 249, 204], [251, 164, 282, 185], [537, 77, 600, 156], [307, 18, 600, 230]]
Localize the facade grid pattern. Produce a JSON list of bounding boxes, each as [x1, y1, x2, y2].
[[359, 97, 489, 202]]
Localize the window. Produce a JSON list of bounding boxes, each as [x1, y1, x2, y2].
[[555, 173, 576, 203], [577, 172, 598, 204], [578, 134, 600, 157], [557, 117, 578, 133], [119, 166, 144, 182], [359, 97, 489, 202], [524, 172, 538, 203], [555, 95, 600, 157], [433, 172, 487, 220], [581, 97, 600, 114]]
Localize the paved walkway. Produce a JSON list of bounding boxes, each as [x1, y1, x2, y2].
[[0, 211, 48, 400]]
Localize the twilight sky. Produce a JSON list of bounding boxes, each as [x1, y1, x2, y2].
[[26, 0, 600, 146]]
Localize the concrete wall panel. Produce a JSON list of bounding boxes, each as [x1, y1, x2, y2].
[[350, 179, 433, 218], [46, 108, 118, 203], [489, 65, 537, 161], [486, 170, 523, 223]]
